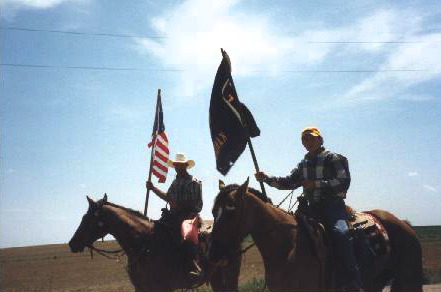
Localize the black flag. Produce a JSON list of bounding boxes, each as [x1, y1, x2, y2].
[[209, 49, 260, 175]]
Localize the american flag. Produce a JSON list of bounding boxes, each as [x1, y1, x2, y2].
[[148, 91, 169, 183]]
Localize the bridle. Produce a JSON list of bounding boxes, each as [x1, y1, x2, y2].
[[213, 188, 299, 292], [216, 188, 299, 257], [82, 207, 126, 261], [87, 243, 125, 260]]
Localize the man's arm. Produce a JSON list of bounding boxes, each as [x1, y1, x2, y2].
[[146, 181, 169, 203], [256, 162, 303, 190]]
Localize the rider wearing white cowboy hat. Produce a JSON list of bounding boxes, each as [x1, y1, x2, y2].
[[147, 152, 201, 213], [167, 152, 195, 169], [147, 152, 203, 283]]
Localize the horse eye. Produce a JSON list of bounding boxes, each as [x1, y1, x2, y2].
[[225, 201, 236, 211], [98, 221, 104, 227]]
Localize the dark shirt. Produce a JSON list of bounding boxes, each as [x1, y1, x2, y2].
[[166, 175, 203, 213]]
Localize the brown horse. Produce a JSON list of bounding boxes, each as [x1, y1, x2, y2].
[[209, 179, 422, 292], [69, 194, 241, 292]]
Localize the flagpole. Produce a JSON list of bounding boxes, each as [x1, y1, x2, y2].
[[144, 89, 161, 216], [246, 137, 267, 196]]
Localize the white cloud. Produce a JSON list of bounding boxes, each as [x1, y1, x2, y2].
[[6, 168, 17, 174], [2, 0, 90, 18], [423, 184, 437, 193], [3, 0, 67, 9], [136, 2, 438, 101], [353, 10, 421, 51], [408, 171, 418, 177], [398, 94, 435, 102], [135, 4, 288, 96], [344, 33, 441, 102], [134, 0, 334, 97]]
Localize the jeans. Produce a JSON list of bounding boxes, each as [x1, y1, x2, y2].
[[312, 197, 362, 289]]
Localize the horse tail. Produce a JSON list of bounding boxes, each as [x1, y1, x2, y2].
[[369, 209, 423, 292]]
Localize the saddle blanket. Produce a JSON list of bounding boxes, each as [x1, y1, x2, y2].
[[349, 212, 390, 257]]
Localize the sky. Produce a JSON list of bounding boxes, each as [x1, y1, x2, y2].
[[1, 0, 440, 248]]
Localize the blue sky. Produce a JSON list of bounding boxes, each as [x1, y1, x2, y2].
[[1, 0, 440, 248]]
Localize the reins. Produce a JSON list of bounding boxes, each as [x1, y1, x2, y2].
[[277, 190, 301, 213], [276, 190, 294, 208], [87, 242, 125, 261], [239, 190, 299, 255]]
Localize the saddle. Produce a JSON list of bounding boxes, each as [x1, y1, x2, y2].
[[157, 208, 209, 242], [296, 206, 390, 266]]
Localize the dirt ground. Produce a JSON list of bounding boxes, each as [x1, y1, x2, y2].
[[1, 227, 440, 291]]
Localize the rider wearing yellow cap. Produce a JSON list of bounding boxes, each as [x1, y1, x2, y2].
[[255, 127, 362, 291]]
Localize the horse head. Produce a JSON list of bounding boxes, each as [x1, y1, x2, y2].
[[209, 178, 252, 266], [69, 193, 110, 252]]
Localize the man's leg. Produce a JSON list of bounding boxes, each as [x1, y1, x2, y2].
[[323, 198, 362, 291], [181, 240, 202, 286]]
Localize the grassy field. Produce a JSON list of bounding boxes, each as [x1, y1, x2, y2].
[[1, 226, 440, 291], [416, 226, 441, 285]]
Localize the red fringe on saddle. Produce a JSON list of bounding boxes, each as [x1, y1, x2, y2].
[[181, 214, 202, 245]]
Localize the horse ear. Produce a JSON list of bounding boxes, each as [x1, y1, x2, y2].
[[237, 177, 249, 198], [87, 196, 96, 207], [219, 180, 225, 190], [103, 193, 108, 202]]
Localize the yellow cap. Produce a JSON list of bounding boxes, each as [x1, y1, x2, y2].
[[301, 127, 322, 137]]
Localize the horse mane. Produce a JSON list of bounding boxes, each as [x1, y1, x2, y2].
[[101, 200, 154, 223], [217, 184, 273, 205]]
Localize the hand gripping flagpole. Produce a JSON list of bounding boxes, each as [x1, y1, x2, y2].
[[246, 136, 267, 197], [144, 89, 161, 216]]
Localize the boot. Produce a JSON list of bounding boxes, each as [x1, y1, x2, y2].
[[182, 241, 202, 287], [188, 258, 202, 283]]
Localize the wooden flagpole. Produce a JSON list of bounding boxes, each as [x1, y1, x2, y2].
[[144, 89, 161, 216], [246, 137, 267, 197]]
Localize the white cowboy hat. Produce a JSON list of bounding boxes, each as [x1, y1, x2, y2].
[[167, 153, 195, 169]]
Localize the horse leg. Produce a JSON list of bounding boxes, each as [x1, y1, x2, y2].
[[362, 271, 390, 292], [390, 260, 423, 292], [210, 267, 239, 292], [227, 254, 242, 291], [210, 264, 226, 292], [210, 255, 242, 292], [371, 210, 423, 292], [389, 227, 423, 292]]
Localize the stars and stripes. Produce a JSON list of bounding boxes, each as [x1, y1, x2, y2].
[[148, 91, 169, 183], [148, 132, 169, 183]]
